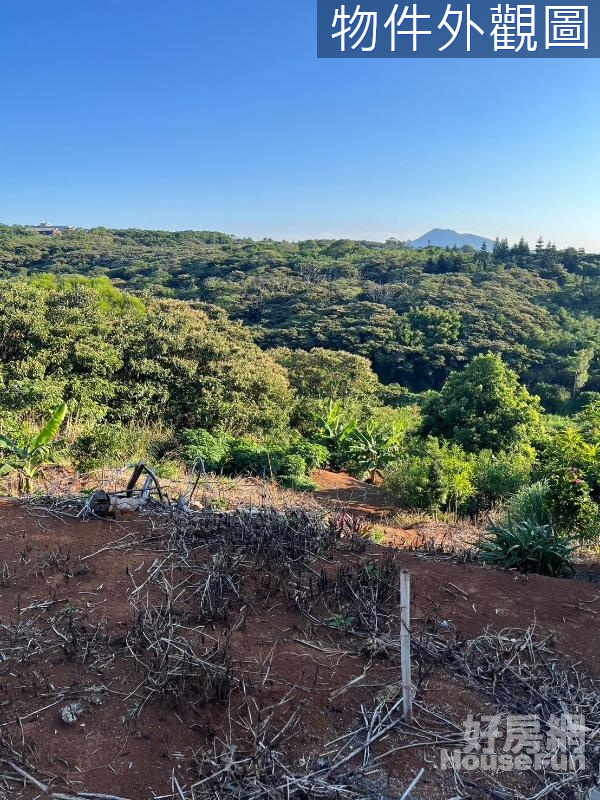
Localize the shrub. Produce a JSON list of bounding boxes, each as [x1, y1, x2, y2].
[[72, 425, 128, 472], [547, 467, 600, 540], [469, 450, 533, 513], [278, 474, 318, 492], [183, 434, 318, 484], [535, 427, 600, 538], [535, 382, 571, 415], [71, 424, 154, 472], [227, 440, 283, 477], [537, 427, 600, 492], [576, 398, 600, 443], [384, 439, 473, 513], [277, 453, 308, 478], [574, 391, 600, 415], [286, 436, 329, 471], [384, 454, 443, 511], [154, 460, 184, 480], [0, 412, 29, 447], [178, 428, 232, 472], [477, 520, 577, 577]]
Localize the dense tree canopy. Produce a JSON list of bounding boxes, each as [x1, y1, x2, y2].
[[271, 347, 381, 404], [0, 277, 292, 435], [1, 226, 598, 408], [1, 231, 599, 539]]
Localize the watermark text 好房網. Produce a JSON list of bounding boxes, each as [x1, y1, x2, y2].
[[440, 712, 589, 773], [318, 2, 596, 57]]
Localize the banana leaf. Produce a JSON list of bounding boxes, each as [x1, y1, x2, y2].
[[0, 435, 28, 460], [31, 403, 67, 452]]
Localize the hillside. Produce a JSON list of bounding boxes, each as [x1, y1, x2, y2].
[[0, 225, 599, 408]]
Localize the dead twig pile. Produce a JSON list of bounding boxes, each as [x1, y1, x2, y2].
[[126, 595, 232, 710]]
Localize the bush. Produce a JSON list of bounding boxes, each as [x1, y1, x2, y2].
[[0, 412, 29, 447], [384, 439, 473, 513], [72, 424, 130, 472], [225, 439, 317, 490], [154, 460, 184, 480], [537, 427, 600, 492], [573, 391, 600, 414], [468, 450, 533, 513], [278, 474, 318, 492], [547, 467, 600, 540], [576, 398, 600, 443], [384, 454, 443, 511], [535, 382, 571, 415], [179, 428, 232, 472], [277, 453, 308, 478], [227, 440, 283, 477], [177, 433, 319, 484], [477, 520, 577, 577], [535, 427, 600, 538], [286, 436, 328, 471]]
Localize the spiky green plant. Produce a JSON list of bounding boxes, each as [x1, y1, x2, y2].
[[477, 520, 577, 577], [505, 481, 552, 527], [0, 403, 68, 494]]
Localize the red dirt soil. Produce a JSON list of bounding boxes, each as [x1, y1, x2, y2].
[[0, 500, 599, 799]]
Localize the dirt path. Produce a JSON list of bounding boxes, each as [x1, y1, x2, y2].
[[312, 469, 392, 518]]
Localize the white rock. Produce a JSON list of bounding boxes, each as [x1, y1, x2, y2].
[[60, 701, 85, 725]]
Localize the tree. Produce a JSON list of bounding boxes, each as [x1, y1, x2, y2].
[[567, 348, 594, 401], [493, 237, 510, 263], [271, 347, 381, 404], [114, 300, 293, 435], [0, 280, 293, 437], [562, 247, 580, 273], [512, 237, 530, 264], [421, 354, 542, 452], [407, 305, 460, 345]]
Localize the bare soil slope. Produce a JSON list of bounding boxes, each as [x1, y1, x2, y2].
[[0, 501, 599, 800]]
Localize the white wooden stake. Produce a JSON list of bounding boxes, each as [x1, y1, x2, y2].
[[400, 569, 413, 725]]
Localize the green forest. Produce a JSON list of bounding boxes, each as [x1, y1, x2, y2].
[[1, 224, 599, 574]]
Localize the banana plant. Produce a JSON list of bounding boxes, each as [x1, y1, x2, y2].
[[319, 400, 404, 479], [347, 420, 404, 482], [318, 400, 358, 470], [0, 403, 68, 494]]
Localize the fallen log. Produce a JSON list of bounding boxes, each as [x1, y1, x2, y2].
[[88, 490, 148, 516], [88, 462, 166, 517]]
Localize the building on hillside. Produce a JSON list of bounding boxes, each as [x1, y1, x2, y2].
[[27, 222, 74, 236]]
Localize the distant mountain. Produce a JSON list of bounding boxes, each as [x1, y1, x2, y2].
[[408, 228, 495, 250]]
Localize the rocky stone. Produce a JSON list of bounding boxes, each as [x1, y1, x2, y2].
[[60, 701, 85, 725]]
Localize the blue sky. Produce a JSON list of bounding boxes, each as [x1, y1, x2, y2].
[[1, 0, 599, 248]]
